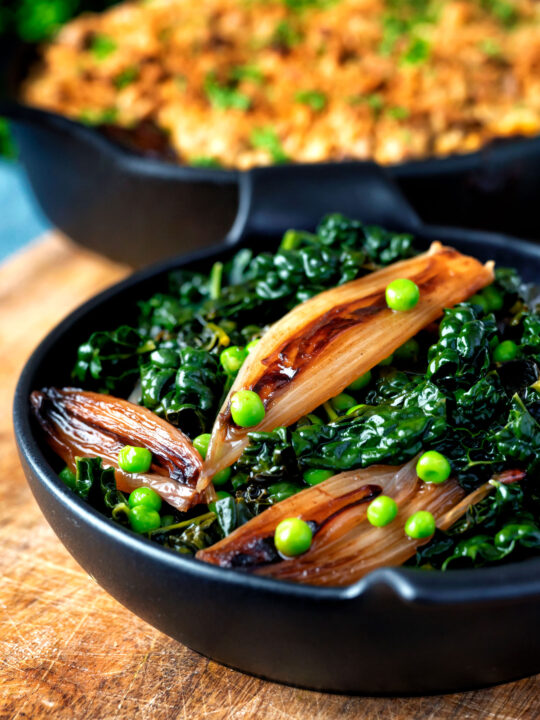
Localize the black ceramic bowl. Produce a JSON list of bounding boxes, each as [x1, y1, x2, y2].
[[3, 35, 540, 266], [13, 179, 540, 694]]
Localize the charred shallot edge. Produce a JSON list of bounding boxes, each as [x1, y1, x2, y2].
[[30, 387, 208, 511], [200, 243, 494, 490], [197, 465, 525, 587]]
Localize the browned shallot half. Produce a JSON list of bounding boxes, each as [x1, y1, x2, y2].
[[197, 465, 525, 587], [200, 243, 494, 490], [30, 387, 207, 511]]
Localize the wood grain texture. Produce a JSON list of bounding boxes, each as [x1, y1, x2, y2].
[[1, 233, 539, 720]]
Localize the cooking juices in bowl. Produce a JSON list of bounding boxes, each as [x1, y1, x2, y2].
[[30, 214, 540, 585], [21, 0, 540, 167]]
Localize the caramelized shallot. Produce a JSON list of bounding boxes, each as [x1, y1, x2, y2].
[[198, 465, 526, 586], [197, 458, 426, 575], [201, 243, 494, 489], [31, 387, 205, 511]]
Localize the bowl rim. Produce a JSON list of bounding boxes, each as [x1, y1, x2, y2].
[[13, 237, 540, 607]]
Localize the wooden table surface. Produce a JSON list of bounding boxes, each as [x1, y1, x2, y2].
[[1, 234, 539, 720]]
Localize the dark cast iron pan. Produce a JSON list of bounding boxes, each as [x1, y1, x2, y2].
[[13, 164, 540, 695], [2, 36, 540, 267]]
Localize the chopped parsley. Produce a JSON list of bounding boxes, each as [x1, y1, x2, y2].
[[479, 38, 503, 58], [90, 34, 117, 61], [295, 89, 327, 112], [114, 66, 139, 90], [204, 72, 251, 111], [271, 20, 302, 50], [386, 106, 410, 120], [401, 36, 430, 65], [379, 0, 436, 56], [250, 127, 289, 163], [481, 0, 518, 27], [230, 65, 264, 84], [189, 156, 223, 168], [79, 107, 118, 126], [348, 93, 384, 115]]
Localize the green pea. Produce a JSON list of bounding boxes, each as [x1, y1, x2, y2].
[[346, 403, 367, 416], [394, 338, 419, 364], [469, 294, 489, 313], [246, 339, 260, 353], [347, 370, 372, 391], [404, 510, 436, 539], [366, 495, 398, 527], [220, 345, 247, 374], [378, 353, 394, 366], [59, 466, 77, 490], [118, 446, 152, 473], [303, 468, 334, 486], [230, 390, 265, 427], [331, 392, 357, 412], [129, 505, 161, 533], [493, 340, 518, 364], [416, 451, 451, 484], [193, 433, 212, 459], [128, 487, 162, 512], [385, 278, 420, 312], [274, 517, 312, 557], [212, 466, 232, 487], [209, 490, 232, 514], [482, 285, 504, 312]]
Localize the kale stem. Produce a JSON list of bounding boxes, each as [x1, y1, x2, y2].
[[112, 502, 130, 522], [209, 261, 224, 300], [280, 230, 301, 251], [279, 229, 317, 251], [148, 510, 216, 536], [323, 401, 338, 422]]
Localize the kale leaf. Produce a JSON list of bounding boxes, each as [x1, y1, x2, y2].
[[74, 457, 124, 511], [412, 481, 540, 569], [72, 325, 153, 393]]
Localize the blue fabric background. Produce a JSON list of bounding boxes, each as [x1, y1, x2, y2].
[[0, 159, 51, 261]]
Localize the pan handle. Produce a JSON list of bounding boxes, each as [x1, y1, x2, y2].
[[226, 161, 422, 245]]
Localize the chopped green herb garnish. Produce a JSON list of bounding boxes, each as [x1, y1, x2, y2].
[[379, 0, 437, 55], [250, 127, 289, 163], [282, 0, 338, 9], [348, 93, 384, 114], [189, 156, 223, 168], [204, 72, 251, 111], [230, 65, 264, 84], [387, 106, 410, 120], [295, 89, 327, 112], [114, 66, 139, 89], [79, 107, 118, 126], [481, 0, 518, 27], [479, 38, 503, 58], [401, 36, 430, 65], [271, 20, 302, 50], [90, 34, 117, 61]]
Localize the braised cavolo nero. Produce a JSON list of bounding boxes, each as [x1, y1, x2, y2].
[[35, 215, 540, 581]]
